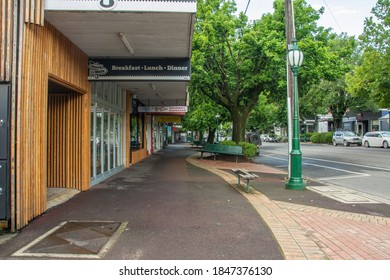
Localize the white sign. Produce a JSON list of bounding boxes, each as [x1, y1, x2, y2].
[[138, 106, 187, 113], [45, 0, 197, 13]]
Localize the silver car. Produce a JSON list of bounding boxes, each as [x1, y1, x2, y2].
[[332, 131, 362, 146], [362, 131, 390, 148]]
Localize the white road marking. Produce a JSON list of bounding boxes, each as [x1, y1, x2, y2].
[[261, 154, 371, 179], [261, 153, 390, 172], [316, 174, 371, 180]]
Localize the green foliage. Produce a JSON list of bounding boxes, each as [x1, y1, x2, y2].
[[310, 133, 320, 143], [238, 142, 259, 157], [188, 0, 383, 140], [247, 93, 281, 131], [300, 132, 315, 141], [249, 0, 360, 128], [347, 0, 390, 108], [310, 132, 333, 144], [299, 31, 362, 127], [220, 140, 258, 157], [191, 0, 273, 142], [321, 132, 333, 144], [220, 140, 237, 146]]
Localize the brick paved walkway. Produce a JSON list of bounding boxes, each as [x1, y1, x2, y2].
[[187, 155, 390, 260]]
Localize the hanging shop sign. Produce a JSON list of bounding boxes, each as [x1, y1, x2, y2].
[[45, 0, 197, 13], [157, 116, 182, 123], [138, 106, 187, 113], [88, 58, 191, 81]]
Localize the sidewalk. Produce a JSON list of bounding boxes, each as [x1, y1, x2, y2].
[[1, 143, 390, 260], [188, 152, 390, 260]]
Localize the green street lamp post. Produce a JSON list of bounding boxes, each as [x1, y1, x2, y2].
[[286, 39, 306, 190]]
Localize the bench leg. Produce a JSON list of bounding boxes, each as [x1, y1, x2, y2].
[[245, 179, 250, 193], [237, 176, 241, 187]]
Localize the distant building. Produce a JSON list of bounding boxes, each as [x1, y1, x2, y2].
[[343, 109, 389, 136]]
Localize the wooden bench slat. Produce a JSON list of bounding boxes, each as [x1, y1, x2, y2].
[[231, 169, 259, 193]]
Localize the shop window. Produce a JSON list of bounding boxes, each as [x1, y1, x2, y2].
[[372, 120, 379, 131], [131, 113, 144, 150]]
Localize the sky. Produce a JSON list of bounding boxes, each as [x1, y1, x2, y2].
[[235, 0, 378, 37]]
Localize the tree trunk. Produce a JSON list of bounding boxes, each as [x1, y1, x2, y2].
[[333, 118, 342, 130], [232, 108, 249, 143], [207, 128, 216, 143]]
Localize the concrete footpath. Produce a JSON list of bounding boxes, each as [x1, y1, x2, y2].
[[1, 144, 390, 260]]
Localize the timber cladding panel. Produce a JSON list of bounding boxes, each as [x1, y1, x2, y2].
[[16, 21, 91, 229], [47, 94, 83, 189], [0, 0, 15, 81]]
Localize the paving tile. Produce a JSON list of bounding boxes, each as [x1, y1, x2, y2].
[[188, 154, 390, 260]]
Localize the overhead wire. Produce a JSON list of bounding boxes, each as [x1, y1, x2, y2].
[[322, 0, 344, 33], [244, 0, 251, 15]]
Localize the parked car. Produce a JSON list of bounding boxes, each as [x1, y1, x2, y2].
[[332, 131, 362, 146], [362, 131, 390, 148], [260, 134, 277, 142]]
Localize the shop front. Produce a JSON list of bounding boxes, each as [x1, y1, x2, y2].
[[1, 0, 196, 231]]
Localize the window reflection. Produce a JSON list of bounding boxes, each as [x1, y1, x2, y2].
[[90, 104, 123, 181], [131, 113, 144, 150]]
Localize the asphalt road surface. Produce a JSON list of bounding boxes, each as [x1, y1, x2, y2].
[[253, 142, 390, 200]]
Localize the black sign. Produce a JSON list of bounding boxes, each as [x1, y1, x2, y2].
[[88, 58, 191, 81]]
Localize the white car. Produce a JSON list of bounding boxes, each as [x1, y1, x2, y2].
[[362, 131, 390, 148]]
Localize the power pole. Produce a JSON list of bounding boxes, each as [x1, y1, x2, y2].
[[285, 0, 295, 179]]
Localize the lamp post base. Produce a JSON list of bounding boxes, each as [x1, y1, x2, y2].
[[286, 150, 306, 190], [286, 177, 306, 190]]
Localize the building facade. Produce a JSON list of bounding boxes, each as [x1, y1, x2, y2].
[[0, 0, 196, 231]]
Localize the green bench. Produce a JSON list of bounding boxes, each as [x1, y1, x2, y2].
[[231, 169, 259, 193], [192, 140, 205, 148], [197, 143, 220, 160], [198, 143, 243, 163]]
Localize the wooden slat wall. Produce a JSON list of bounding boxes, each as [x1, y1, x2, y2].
[[15, 20, 91, 230], [131, 115, 149, 164], [47, 94, 83, 189], [1, 0, 19, 231], [17, 19, 48, 229], [25, 0, 44, 26], [0, 0, 14, 82], [131, 149, 148, 165]]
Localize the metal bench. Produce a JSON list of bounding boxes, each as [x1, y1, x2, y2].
[[198, 144, 243, 162], [231, 169, 259, 193], [197, 143, 220, 160], [218, 145, 243, 163], [191, 140, 205, 148]]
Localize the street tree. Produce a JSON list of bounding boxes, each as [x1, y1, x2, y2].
[[182, 89, 228, 143], [191, 0, 269, 142], [346, 0, 390, 108], [251, 0, 336, 124], [246, 93, 280, 133], [301, 34, 365, 128]]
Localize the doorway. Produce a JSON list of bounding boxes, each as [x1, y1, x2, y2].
[[47, 80, 83, 189]]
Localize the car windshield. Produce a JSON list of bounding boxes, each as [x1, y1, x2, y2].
[[344, 131, 357, 136], [381, 132, 390, 137]]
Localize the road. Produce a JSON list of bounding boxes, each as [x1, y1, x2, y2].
[[253, 142, 390, 200]]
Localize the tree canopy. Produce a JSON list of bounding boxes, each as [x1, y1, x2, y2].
[[346, 0, 390, 108], [185, 0, 388, 140], [190, 0, 270, 142]]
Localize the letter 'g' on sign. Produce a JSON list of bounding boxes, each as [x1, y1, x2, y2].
[[99, 0, 118, 10]]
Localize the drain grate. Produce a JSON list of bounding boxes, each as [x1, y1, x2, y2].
[[12, 220, 127, 259]]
